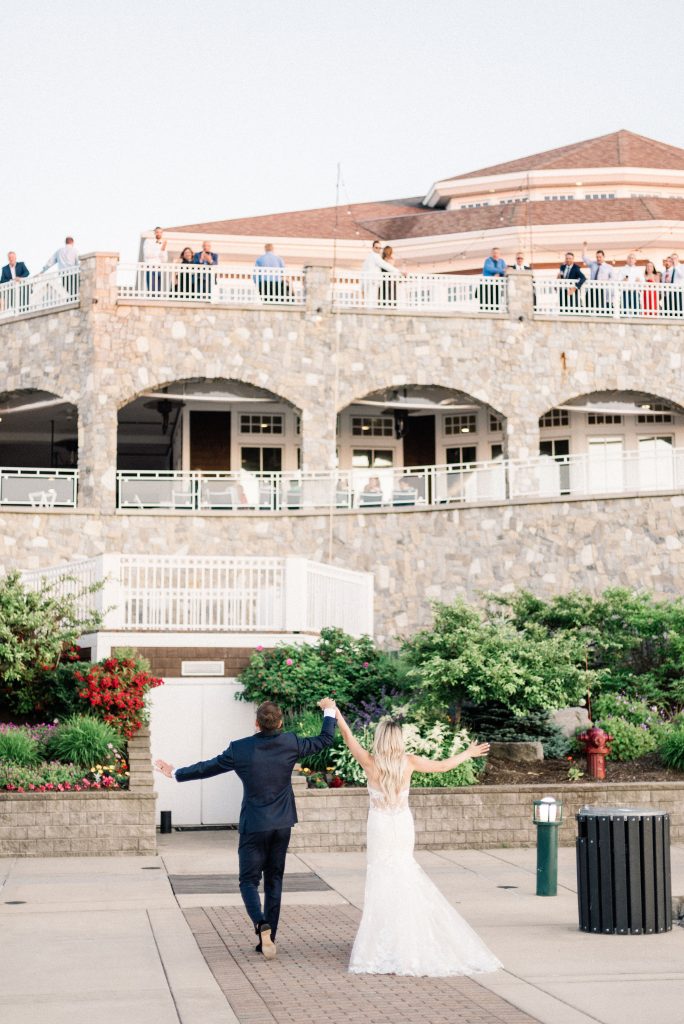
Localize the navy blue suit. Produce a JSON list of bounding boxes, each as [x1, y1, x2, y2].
[[1, 262, 29, 283], [175, 715, 336, 937], [558, 262, 585, 308]]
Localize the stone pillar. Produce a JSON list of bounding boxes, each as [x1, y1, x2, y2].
[[504, 410, 542, 499], [304, 265, 331, 315], [300, 399, 337, 472], [127, 727, 155, 794], [77, 253, 121, 511], [506, 271, 535, 322]]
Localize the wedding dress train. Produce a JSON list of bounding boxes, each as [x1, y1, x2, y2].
[[349, 787, 502, 976]]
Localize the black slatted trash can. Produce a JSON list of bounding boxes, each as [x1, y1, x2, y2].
[[576, 806, 671, 935]]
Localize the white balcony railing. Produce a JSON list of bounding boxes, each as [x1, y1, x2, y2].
[[117, 262, 305, 305], [0, 269, 80, 320], [0, 468, 78, 507], [534, 278, 684, 319], [20, 554, 374, 637], [331, 272, 507, 313]]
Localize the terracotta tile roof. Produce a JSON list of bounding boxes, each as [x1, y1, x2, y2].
[[364, 197, 684, 239], [447, 131, 684, 180], [165, 198, 429, 239]]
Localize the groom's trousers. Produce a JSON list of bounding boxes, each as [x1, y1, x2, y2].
[[238, 827, 291, 938]]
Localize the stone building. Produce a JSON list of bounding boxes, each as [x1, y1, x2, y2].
[[2, 245, 684, 824]]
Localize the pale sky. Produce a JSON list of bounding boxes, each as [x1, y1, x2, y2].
[[3, 1, 684, 272]]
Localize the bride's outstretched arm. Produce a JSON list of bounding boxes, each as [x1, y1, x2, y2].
[[335, 708, 373, 771], [408, 740, 490, 774]]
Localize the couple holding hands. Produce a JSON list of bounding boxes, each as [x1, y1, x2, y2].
[[155, 696, 500, 977]]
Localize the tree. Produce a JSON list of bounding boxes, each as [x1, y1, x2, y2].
[[0, 571, 102, 717], [402, 599, 591, 723]]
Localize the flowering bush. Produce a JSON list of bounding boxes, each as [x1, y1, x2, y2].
[[75, 656, 163, 737], [0, 751, 128, 792], [238, 628, 401, 715], [328, 719, 482, 788], [595, 716, 658, 762]]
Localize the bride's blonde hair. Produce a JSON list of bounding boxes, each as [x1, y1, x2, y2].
[[372, 719, 406, 805]]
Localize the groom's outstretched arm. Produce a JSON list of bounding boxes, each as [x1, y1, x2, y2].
[[296, 699, 337, 758], [174, 744, 236, 783]]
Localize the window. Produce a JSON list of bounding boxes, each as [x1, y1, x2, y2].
[[351, 416, 394, 437], [491, 443, 503, 460], [459, 201, 489, 209], [489, 413, 503, 433], [543, 194, 575, 201], [241, 447, 282, 473], [295, 416, 301, 435], [240, 414, 283, 435], [446, 446, 477, 466], [584, 192, 615, 200], [539, 408, 569, 428], [498, 197, 528, 204], [352, 449, 394, 468], [637, 404, 673, 424], [587, 413, 623, 425], [540, 438, 570, 494], [445, 413, 477, 435]]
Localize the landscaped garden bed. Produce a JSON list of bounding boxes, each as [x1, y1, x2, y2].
[[0, 571, 160, 855]]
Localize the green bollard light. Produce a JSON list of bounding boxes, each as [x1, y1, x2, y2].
[[533, 797, 563, 896]]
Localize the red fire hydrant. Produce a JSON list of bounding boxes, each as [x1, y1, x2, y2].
[[578, 726, 613, 780]]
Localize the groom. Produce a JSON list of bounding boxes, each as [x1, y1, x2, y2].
[[155, 697, 337, 959]]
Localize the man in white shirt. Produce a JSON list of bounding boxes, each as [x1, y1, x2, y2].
[[43, 236, 79, 296], [507, 252, 531, 272], [142, 226, 168, 293], [582, 243, 614, 313], [361, 240, 400, 307], [618, 252, 644, 313]]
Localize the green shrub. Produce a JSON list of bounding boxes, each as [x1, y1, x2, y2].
[[596, 716, 657, 761], [46, 715, 122, 767], [462, 702, 572, 759], [238, 628, 400, 715], [659, 728, 684, 771], [0, 727, 41, 767]]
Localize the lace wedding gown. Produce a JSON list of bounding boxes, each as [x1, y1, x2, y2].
[[349, 786, 502, 977]]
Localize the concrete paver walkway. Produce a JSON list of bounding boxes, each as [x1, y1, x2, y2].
[[0, 832, 683, 1024]]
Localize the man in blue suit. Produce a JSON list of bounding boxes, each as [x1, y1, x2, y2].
[[156, 696, 337, 959], [1, 251, 30, 283]]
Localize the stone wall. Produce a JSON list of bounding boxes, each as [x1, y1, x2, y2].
[[289, 780, 684, 852], [2, 490, 683, 643], [0, 728, 157, 857]]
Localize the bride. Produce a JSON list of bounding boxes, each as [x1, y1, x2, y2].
[[335, 708, 502, 977]]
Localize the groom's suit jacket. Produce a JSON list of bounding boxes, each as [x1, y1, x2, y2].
[[175, 717, 336, 834]]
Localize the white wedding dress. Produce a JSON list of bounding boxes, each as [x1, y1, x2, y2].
[[349, 786, 502, 977]]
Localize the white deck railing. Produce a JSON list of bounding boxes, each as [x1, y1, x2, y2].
[[0, 468, 77, 507], [0, 269, 79, 320], [331, 272, 507, 313], [117, 262, 304, 305], [20, 554, 374, 636], [534, 278, 684, 319], [116, 447, 684, 512]]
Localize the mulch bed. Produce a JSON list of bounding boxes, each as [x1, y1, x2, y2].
[[480, 753, 684, 785]]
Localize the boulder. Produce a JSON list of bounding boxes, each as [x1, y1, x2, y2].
[[489, 740, 544, 762], [551, 706, 590, 738]]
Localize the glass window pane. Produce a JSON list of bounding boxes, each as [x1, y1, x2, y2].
[[241, 447, 261, 472], [262, 448, 282, 473], [352, 449, 372, 468], [373, 451, 394, 468]]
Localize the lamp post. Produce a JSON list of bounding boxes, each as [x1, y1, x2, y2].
[[533, 797, 563, 896]]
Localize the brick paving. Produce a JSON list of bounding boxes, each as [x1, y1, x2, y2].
[[184, 904, 539, 1024]]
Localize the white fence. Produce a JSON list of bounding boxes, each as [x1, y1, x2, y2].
[[21, 554, 374, 637], [534, 278, 684, 319], [0, 269, 79, 320], [0, 468, 77, 507], [117, 263, 304, 305], [117, 446, 684, 513], [331, 272, 507, 313]]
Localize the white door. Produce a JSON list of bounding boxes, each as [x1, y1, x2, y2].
[[149, 678, 256, 826], [638, 435, 674, 491], [587, 437, 624, 493]]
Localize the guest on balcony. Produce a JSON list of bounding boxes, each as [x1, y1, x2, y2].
[[42, 236, 79, 296], [507, 252, 530, 272], [480, 247, 506, 310], [557, 252, 585, 309], [175, 246, 196, 298], [618, 253, 644, 314], [253, 243, 288, 302], [193, 240, 218, 296], [667, 254, 684, 315], [380, 245, 399, 307], [1, 252, 30, 314], [643, 260, 661, 316], [361, 240, 401, 308], [142, 227, 168, 293], [582, 244, 614, 313]]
